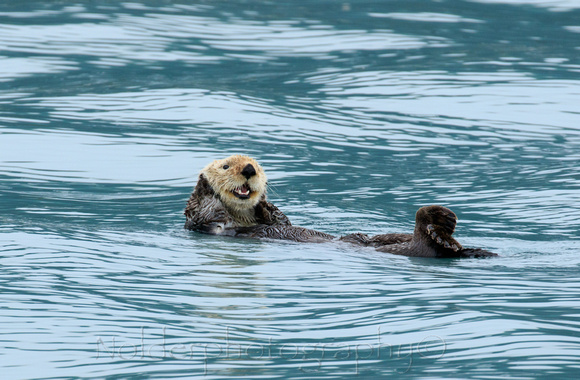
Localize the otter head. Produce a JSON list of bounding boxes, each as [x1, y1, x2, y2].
[[201, 155, 267, 212]]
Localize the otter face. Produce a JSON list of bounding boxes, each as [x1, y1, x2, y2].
[[201, 155, 267, 211]]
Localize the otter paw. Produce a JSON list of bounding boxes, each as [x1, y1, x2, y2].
[[198, 222, 227, 235]]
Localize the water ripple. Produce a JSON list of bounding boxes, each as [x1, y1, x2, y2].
[[2, 232, 580, 379], [2, 2, 580, 379], [466, 0, 580, 12]]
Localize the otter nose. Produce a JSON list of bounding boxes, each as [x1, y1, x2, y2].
[[241, 164, 257, 179]]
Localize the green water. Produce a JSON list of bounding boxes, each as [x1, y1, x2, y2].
[[1, 1, 580, 379]]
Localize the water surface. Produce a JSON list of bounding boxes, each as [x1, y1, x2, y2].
[[1, 1, 580, 379]]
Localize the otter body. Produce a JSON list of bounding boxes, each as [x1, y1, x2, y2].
[[184, 155, 331, 242], [185, 156, 496, 257]]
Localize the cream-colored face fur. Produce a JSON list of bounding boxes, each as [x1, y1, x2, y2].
[[202, 155, 267, 211]]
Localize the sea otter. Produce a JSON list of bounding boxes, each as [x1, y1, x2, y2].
[[185, 155, 496, 256], [184, 155, 333, 242]]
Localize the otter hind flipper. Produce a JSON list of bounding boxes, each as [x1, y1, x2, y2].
[[426, 223, 462, 252], [368, 206, 497, 258], [419, 206, 463, 253], [418, 206, 499, 257]]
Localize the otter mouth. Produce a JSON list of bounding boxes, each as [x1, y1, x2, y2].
[[232, 184, 252, 199]]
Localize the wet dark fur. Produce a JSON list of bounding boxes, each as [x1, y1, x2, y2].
[[184, 174, 290, 232], [185, 174, 333, 243], [233, 225, 335, 243]]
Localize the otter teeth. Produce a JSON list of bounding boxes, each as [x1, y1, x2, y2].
[[236, 188, 249, 196], [232, 184, 251, 198]]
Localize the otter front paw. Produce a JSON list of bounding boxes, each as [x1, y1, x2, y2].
[[198, 222, 228, 235]]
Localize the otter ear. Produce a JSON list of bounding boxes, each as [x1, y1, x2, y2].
[[426, 224, 462, 252]]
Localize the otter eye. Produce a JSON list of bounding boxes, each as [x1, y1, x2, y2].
[[222, 165, 229, 170]]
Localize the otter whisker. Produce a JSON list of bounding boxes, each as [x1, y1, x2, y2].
[[266, 182, 281, 199]]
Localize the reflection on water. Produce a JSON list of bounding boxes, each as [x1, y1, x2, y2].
[[1, 1, 580, 379]]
